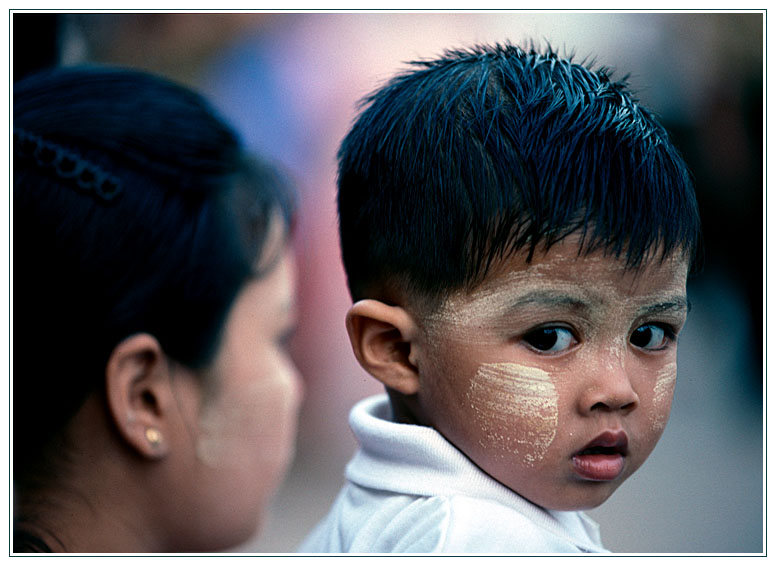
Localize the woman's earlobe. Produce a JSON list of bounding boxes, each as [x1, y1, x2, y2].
[[346, 300, 420, 395], [104, 333, 174, 459]]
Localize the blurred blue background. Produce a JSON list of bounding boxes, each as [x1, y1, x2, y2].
[[14, 11, 763, 553]]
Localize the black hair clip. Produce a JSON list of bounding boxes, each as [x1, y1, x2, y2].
[[14, 128, 123, 203]]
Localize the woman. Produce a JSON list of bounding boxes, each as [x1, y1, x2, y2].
[[13, 66, 302, 552]]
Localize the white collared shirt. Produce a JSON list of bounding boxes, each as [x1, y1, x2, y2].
[[299, 395, 608, 554]]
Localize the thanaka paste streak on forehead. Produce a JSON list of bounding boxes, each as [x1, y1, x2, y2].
[[424, 277, 687, 347]]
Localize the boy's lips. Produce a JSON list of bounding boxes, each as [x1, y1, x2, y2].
[[572, 430, 629, 482]]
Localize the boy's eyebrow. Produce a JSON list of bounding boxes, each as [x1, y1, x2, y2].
[[504, 291, 691, 317], [636, 296, 691, 317]]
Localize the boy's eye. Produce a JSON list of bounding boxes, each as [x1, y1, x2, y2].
[[523, 327, 576, 353], [630, 324, 672, 350]]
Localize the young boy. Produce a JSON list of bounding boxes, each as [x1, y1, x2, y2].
[[300, 43, 701, 553]]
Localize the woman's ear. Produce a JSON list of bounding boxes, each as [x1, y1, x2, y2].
[[346, 300, 420, 395], [104, 333, 180, 460]]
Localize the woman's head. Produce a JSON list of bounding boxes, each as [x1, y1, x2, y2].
[[14, 66, 299, 549]]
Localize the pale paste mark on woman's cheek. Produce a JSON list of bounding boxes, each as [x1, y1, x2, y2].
[[650, 361, 677, 433], [196, 378, 295, 468], [467, 363, 558, 466]]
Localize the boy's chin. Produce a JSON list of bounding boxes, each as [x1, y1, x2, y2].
[[508, 476, 628, 512]]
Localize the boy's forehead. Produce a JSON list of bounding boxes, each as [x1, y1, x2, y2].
[[482, 239, 689, 286], [436, 240, 690, 319]]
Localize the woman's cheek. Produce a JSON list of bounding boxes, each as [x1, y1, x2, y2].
[[195, 369, 299, 471]]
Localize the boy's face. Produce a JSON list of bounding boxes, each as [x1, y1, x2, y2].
[[413, 238, 689, 510]]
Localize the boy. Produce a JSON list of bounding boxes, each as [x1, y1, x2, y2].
[[300, 43, 700, 553]]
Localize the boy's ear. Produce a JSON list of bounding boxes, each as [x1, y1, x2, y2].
[[104, 333, 180, 460], [346, 300, 420, 395]]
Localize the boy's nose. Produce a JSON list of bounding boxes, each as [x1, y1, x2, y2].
[[579, 358, 639, 415]]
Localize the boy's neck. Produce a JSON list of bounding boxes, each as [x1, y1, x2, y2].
[[386, 388, 423, 425]]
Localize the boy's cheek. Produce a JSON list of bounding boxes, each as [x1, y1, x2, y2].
[[648, 361, 677, 433], [466, 362, 559, 467]]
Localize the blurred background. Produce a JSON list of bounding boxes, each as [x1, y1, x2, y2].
[[13, 11, 763, 553]]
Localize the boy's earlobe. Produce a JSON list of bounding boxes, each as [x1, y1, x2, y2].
[[104, 333, 175, 460], [346, 300, 420, 395]]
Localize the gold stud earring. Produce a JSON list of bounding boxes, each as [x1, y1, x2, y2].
[[145, 428, 162, 448]]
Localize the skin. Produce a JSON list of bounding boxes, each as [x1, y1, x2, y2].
[[179, 244, 303, 548], [405, 239, 690, 511]]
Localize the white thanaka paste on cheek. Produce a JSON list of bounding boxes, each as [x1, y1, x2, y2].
[[467, 362, 558, 466], [196, 378, 294, 468], [650, 362, 677, 432]]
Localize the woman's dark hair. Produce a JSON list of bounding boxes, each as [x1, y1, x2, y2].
[[338, 43, 702, 307], [13, 66, 294, 477]]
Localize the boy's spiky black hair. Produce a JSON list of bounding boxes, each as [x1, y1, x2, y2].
[[338, 42, 701, 307]]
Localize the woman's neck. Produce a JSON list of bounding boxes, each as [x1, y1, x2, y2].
[[14, 395, 166, 553], [15, 480, 161, 553]]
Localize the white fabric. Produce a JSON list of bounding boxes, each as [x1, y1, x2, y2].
[[299, 395, 608, 554]]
